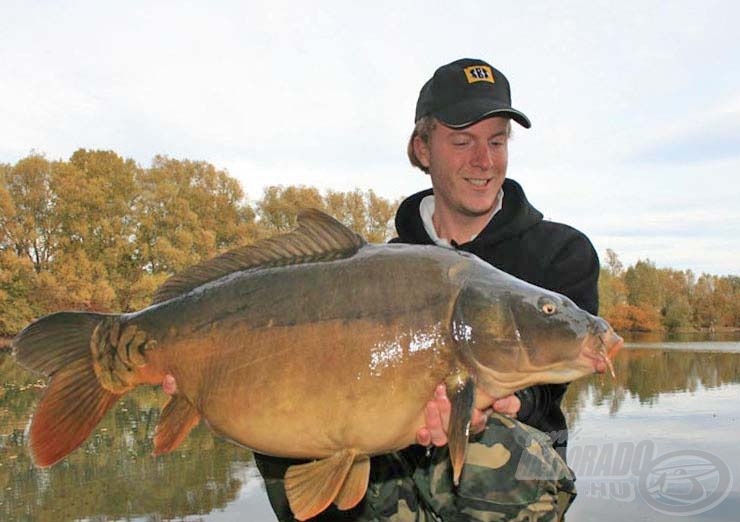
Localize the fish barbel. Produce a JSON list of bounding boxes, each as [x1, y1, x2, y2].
[[13, 209, 622, 520]]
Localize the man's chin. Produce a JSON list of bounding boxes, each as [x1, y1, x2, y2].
[[455, 204, 497, 218]]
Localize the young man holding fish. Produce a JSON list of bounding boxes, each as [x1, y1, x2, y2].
[[253, 58, 600, 520], [11, 59, 610, 522]]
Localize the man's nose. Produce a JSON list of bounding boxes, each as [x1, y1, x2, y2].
[[470, 142, 493, 169]]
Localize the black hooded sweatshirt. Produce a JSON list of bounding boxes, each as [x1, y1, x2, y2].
[[391, 178, 600, 453]]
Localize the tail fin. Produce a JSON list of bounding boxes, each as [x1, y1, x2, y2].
[[13, 312, 122, 467]]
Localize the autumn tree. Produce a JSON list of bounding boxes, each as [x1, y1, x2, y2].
[[658, 268, 693, 330], [49, 150, 141, 310], [0, 251, 39, 335], [690, 274, 740, 329], [123, 156, 260, 310], [0, 153, 60, 273], [136, 156, 258, 271], [257, 185, 325, 231], [598, 249, 627, 320], [0, 150, 260, 329], [324, 188, 397, 242], [258, 185, 398, 242], [691, 274, 716, 328], [624, 259, 662, 310], [604, 248, 623, 276], [712, 276, 740, 327], [6, 148, 735, 337], [723, 276, 740, 327]]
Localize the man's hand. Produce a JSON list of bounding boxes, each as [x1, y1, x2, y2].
[[492, 395, 520, 418], [415, 384, 521, 447]]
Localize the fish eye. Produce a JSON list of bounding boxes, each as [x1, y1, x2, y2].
[[541, 301, 557, 315]]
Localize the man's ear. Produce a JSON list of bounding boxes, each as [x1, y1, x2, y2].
[[413, 136, 431, 169]]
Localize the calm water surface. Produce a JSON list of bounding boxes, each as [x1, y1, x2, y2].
[[1, 333, 739, 521]]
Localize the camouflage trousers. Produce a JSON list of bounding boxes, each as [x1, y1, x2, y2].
[[254, 414, 576, 522]]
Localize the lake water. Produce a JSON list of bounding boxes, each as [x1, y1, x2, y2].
[[1, 333, 739, 521]]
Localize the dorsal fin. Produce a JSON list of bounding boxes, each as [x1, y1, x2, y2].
[[151, 208, 366, 305]]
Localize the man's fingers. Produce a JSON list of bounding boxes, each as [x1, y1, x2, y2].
[[435, 384, 451, 431], [416, 427, 432, 446], [470, 407, 490, 434], [426, 400, 448, 446], [415, 385, 451, 447], [492, 395, 521, 417], [418, 384, 508, 447]]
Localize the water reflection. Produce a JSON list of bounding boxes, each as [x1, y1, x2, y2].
[[1, 336, 739, 521], [0, 352, 251, 521], [563, 342, 740, 424], [563, 337, 740, 522]]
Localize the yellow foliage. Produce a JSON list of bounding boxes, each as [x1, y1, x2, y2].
[[605, 304, 663, 332]]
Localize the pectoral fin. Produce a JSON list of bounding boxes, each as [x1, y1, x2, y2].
[[445, 369, 475, 486], [153, 395, 201, 455], [285, 449, 361, 520]]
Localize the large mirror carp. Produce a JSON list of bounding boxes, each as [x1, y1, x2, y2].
[[13, 209, 622, 520]]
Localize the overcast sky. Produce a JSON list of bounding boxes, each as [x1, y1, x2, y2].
[[2, 1, 738, 275]]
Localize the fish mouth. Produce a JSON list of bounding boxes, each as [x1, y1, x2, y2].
[[581, 329, 623, 378]]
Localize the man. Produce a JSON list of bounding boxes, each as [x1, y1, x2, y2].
[[396, 58, 599, 452], [254, 58, 599, 520]]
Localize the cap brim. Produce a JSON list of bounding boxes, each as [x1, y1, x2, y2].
[[435, 98, 531, 129]]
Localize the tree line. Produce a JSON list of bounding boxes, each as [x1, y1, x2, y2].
[[1, 149, 737, 336], [0, 150, 397, 335], [598, 249, 739, 332]]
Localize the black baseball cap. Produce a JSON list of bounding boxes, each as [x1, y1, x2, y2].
[[415, 58, 531, 129]]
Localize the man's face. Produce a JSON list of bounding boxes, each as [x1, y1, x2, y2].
[[414, 117, 509, 218]]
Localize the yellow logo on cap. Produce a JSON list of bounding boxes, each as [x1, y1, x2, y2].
[[464, 65, 495, 84]]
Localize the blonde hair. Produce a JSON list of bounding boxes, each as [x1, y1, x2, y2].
[[407, 116, 437, 173]]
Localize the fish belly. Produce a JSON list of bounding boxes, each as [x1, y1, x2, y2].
[[183, 316, 451, 458]]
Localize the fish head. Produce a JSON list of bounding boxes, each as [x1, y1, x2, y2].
[[453, 275, 623, 397]]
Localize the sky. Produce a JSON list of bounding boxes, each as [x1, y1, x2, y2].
[[2, 1, 739, 276]]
